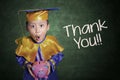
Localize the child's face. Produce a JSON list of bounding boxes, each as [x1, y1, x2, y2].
[[27, 20, 49, 43]]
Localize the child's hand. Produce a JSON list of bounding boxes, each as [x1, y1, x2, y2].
[[45, 61, 50, 74], [27, 64, 36, 78], [27, 64, 32, 68]]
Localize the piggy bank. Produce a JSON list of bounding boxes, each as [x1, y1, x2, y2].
[[32, 61, 50, 79]]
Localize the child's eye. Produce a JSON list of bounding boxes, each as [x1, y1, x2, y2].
[[40, 24, 44, 27], [29, 24, 35, 28], [31, 25, 35, 28]]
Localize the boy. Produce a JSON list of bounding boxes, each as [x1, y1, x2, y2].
[[15, 8, 64, 80]]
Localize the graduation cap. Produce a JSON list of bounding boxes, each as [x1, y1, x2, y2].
[[18, 8, 59, 22], [17, 8, 59, 36]]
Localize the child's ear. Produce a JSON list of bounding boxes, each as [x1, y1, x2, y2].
[[47, 24, 50, 31], [26, 22, 29, 31], [26, 26, 29, 31]]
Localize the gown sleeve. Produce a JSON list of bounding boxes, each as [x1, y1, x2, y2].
[[16, 55, 26, 66], [48, 52, 64, 72], [16, 55, 32, 67]]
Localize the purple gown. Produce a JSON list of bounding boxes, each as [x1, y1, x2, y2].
[[16, 46, 64, 80]]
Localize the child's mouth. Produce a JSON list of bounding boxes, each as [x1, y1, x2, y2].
[[35, 36, 41, 41], [37, 36, 40, 39]]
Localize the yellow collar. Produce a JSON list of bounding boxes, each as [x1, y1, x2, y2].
[[15, 35, 64, 63]]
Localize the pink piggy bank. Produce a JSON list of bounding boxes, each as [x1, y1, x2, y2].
[[32, 61, 50, 79]]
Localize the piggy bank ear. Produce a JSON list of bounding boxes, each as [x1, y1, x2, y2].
[[32, 67, 35, 71], [44, 65, 49, 69]]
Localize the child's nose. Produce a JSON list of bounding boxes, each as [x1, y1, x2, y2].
[[36, 26, 41, 33]]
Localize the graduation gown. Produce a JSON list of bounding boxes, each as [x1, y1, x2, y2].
[[15, 35, 64, 80]]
